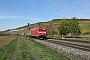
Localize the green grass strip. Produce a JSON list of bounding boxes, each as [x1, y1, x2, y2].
[[16, 36, 34, 60], [22, 37, 70, 60]]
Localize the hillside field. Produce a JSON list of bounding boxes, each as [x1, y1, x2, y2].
[[32, 20, 90, 35], [79, 21, 90, 33], [7, 19, 90, 36]]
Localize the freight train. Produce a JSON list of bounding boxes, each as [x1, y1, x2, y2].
[[29, 27, 47, 39]]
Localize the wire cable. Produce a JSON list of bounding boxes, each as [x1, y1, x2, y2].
[[64, 5, 90, 17], [43, 0, 74, 20], [62, 0, 90, 17]]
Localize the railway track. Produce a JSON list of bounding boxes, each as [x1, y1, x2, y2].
[[45, 38, 90, 52], [53, 38, 90, 43], [30, 38, 90, 60]]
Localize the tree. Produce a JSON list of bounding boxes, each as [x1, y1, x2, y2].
[[52, 29, 56, 35], [68, 17, 81, 37], [43, 25, 51, 35], [58, 19, 69, 39]]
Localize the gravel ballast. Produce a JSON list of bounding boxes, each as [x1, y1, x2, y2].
[[32, 39, 90, 60]]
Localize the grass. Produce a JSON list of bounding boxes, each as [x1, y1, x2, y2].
[[0, 36, 18, 60], [16, 36, 34, 60], [79, 21, 90, 32], [0, 36, 70, 60], [22, 37, 69, 60]]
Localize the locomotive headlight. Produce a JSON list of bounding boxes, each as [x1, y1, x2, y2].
[[43, 32, 46, 33]]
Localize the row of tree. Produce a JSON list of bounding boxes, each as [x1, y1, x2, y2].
[[58, 17, 81, 39]]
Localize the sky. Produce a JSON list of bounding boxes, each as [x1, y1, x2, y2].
[[0, 0, 90, 31]]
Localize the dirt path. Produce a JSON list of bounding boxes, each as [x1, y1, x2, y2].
[[10, 37, 19, 60], [22, 38, 40, 60]]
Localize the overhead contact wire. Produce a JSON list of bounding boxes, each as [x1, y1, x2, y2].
[[65, 5, 90, 17], [43, 0, 74, 20], [63, 0, 90, 17]]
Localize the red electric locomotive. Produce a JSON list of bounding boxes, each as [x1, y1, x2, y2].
[[30, 27, 46, 39]]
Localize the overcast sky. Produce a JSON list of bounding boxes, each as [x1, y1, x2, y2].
[[0, 0, 90, 31]]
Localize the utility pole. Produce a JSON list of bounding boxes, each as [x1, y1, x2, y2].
[[27, 23, 30, 38], [50, 22, 53, 38], [28, 23, 30, 29]]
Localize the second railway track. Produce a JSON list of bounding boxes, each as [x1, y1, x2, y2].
[[45, 39, 90, 52]]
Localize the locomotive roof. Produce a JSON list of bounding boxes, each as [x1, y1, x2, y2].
[[31, 27, 46, 30]]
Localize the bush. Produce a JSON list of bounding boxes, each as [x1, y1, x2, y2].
[[82, 31, 90, 35], [0, 32, 2, 36]]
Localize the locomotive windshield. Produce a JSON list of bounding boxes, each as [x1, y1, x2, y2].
[[39, 28, 46, 31]]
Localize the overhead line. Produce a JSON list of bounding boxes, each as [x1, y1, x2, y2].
[[65, 5, 90, 17], [43, 0, 74, 20], [62, 0, 90, 17], [48, 0, 65, 14]]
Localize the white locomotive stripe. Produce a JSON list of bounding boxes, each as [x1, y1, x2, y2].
[[39, 32, 46, 33]]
